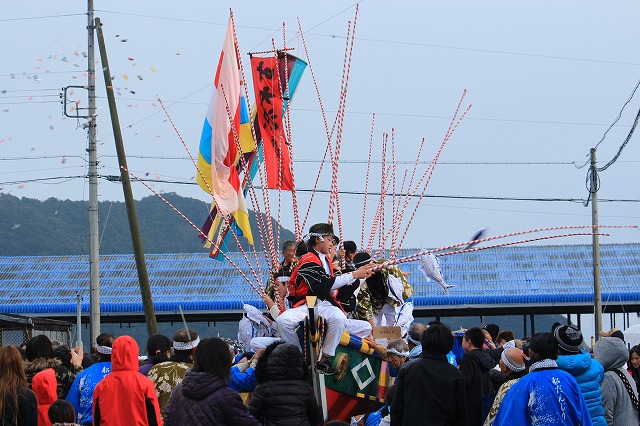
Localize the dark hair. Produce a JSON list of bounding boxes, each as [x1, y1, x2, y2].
[[343, 240, 357, 255], [48, 399, 76, 423], [385, 383, 397, 405], [172, 328, 199, 357], [54, 345, 72, 370], [629, 345, 640, 381], [496, 329, 515, 344], [464, 327, 485, 349], [282, 240, 297, 252], [193, 337, 231, 381], [324, 422, 349, 426], [422, 323, 454, 355], [307, 223, 334, 249], [296, 241, 308, 258], [529, 332, 559, 361], [145, 333, 171, 365], [25, 334, 54, 361], [96, 333, 116, 362]]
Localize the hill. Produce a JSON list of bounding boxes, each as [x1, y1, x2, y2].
[[0, 193, 294, 256]]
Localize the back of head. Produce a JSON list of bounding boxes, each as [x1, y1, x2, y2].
[[482, 324, 500, 342], [111, 336, 139, 372], [422, 323, 454, 355], [172, 328, 199, 357], [95, 333, 116, 362], [193, 337, 231, 381], [343, 240, 357, 255], [464, 327, 486, 349], [352, 252, 371, 268], [529, 332, 559, 361], [53, 345, 72, 370], [407, 322, 426, 346], [145, 333, 171, 364], [594, 336, 629, 370], [501, 347, 526, 373], [48, 399, 76, 424], [554, 325, 583, 355], [26, 334, 54, 361], [384, 384, 397, 406], [387, 338, 410, 355], [496, 329, 515, 344], [0, 345, 27, 388], [255, 341, 305, 383]]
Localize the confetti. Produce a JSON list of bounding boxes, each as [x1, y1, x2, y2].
[[150, 66, 157, 72], [61, 157, 67, 164], [128, 57, 135, 61], [49, 125, 54, 130], [137, 75, 143, 80], [122, 74, 129, 80], [121, 39, 128, 42]]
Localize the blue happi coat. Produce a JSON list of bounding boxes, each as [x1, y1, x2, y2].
[[493, 364, 593, 426], [66, 361, 112, 424]]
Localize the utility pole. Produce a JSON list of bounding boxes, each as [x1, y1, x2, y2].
[[87, 0, 100, 347], [95, 17, 158, 336], [590, 148, 603, 340]]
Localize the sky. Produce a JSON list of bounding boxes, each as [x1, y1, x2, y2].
[[2, 0, 640, 253]]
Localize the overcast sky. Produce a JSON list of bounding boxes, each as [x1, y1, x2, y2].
[[2, 0, 639, 252]]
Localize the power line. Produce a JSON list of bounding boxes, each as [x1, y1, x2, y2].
[[0, 13, 85, 22], [595, 77, 640, 149]]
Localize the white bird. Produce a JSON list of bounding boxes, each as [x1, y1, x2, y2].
[[12, 224, 21, 229], [418, 252, 455, 295]]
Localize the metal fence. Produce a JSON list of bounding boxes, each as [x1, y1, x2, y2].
[[0, 313, 71, 347]]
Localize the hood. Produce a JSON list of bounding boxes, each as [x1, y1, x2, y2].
[[556, 350, 592, 376], [23, 357, 62, 374], [255, 342, 305, 383], [32, 368, 58, 405], [593, 336, 628, 370], [111, 336, 140, 372], [180, 370, 227, 400], [466, 349, 495, 371]]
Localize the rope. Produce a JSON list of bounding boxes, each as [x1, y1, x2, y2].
[[361, 113, 376, 249], [122, 166, 262, 295]]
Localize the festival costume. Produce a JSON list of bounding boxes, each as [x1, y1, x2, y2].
[[93, 336, 162, 426], [276, 250, 355, 357], [391, 351, 468, 425], [164, 370, 260, 426], [148, 355, 192, 418], [556, 350, 607, 426], [66, 361, 112, 425], [32, 368, 57, 426], [483, 371, 526, 426], [492, 360, 592, 426]]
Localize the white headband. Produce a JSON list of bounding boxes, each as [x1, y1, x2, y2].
[[501, 349, 526, 372], [302, 232, 324, 243], [276, 276, 290, 283], [96, 345, 112, 355], [173, 336, 200, 351], [406, 336, 420, 346], [502, 340, 516, 350], [387, 348, 409, 358]]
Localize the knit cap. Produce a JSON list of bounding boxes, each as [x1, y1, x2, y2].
[[554, 325, 583, 353]]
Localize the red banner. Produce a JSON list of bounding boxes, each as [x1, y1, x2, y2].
[[250, 56, 293, 190]]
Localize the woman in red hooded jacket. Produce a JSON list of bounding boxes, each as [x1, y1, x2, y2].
[[32, 368, 57, 426], [92, 336, 162, 426]]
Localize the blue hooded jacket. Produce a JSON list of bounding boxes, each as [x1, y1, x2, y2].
[[556, 350, 606, 426]]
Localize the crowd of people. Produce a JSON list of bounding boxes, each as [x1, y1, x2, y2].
[[1, 222, 640, 425]]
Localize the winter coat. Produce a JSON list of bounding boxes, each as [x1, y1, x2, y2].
[[93, 336, 163, 426], [66, 361, 111, 425], [459, 349, 496, 426], [1, 385, 38, 426], [593, 337, 640, 426], [32, 368, 57, 426], [556, 350, 607, 426], [249, 343, 322, 426], [391, 351, 468, 426], [24, 357, 76, 399], [164, 370, 260, 426], [493, 362, 592, 426]]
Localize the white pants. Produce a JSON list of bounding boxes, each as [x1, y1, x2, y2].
[[274, 301, 347, 357], [346, 319, 372, 339], [374, 303, 396, 327], [249, 337, 282, 352]]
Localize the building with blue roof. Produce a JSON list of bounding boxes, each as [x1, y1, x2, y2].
[[1, 244, 639, 327]]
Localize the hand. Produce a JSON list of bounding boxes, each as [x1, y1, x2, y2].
[[253, 348, 266, 361], [261, 294, 274, 309], [71, 346, 84, 367], [352, 263, 376, 280]]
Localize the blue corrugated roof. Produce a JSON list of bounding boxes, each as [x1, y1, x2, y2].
[[1, 243, 639, 316]]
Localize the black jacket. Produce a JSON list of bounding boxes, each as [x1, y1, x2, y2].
[[1, 385, 38, 426], [164, 370, 260, 426], [391, 352, 468, 426], [459, 349, 495, 426], [250, 342, 322, 426]]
